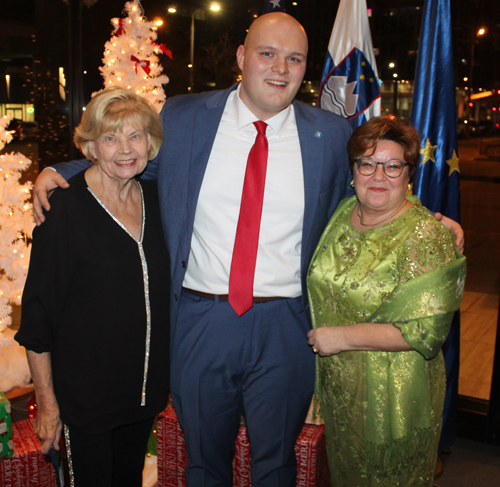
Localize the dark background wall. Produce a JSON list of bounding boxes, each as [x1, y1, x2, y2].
[[0, 0, 499, 161]]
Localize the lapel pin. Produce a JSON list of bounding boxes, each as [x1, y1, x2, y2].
[[314, 131, 322, 138]]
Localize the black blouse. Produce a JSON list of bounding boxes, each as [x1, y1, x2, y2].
[[16, 171, 170, 432]]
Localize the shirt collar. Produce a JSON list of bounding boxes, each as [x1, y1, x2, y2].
[[231, 84, 294, 137]]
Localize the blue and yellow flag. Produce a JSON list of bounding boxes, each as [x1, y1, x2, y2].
[[410, 0, 460, 221], [410, 0, 461, 452], [264, 0, 286, 14]]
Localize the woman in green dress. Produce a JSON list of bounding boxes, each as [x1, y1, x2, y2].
[[307, 116, 466, 486]]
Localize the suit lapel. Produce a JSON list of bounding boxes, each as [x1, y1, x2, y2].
[[294, 101, 324, 279]]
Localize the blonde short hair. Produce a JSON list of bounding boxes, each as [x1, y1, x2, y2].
[[74, 87, 163, 164]]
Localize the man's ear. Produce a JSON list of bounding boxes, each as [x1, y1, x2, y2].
[[236, 45, 245, 71]]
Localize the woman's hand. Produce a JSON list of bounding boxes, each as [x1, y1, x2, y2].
[[434, 212, 464, 253], [308, 323, 413, 356], [33, 168, 70, 225], [307, 327, 347, 356], [35, 401, 62, 454], [26, 350, 63, 453]]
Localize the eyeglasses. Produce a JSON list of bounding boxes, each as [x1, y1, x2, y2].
[[355, 158, 408, 178]]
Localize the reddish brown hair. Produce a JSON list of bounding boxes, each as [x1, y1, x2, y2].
[[347, 116, 421, 176]]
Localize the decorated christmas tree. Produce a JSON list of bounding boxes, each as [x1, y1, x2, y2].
[[100, 0, 171, 111], [0, 115, 34, 392], [0, 115, 35, 344]]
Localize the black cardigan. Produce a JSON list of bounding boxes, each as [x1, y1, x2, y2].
[[16, 171, 170, 432]]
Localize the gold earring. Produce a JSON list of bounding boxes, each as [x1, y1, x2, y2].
[[350, 180, 355, 188], [406, 182, 413, 195]]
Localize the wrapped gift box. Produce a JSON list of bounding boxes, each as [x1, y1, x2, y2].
[[0, 418, 56, 487], [294, 424, 329, 487], [157, 405, 329, 487], [157, 406, 186, 487], [1, 392, 13, 459]]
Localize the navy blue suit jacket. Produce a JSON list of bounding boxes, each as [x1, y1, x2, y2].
[[56, 85, 353, 336], [142, 85, 353, 332]]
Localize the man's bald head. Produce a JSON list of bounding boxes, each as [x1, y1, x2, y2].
[[236, 13, 308, 120]]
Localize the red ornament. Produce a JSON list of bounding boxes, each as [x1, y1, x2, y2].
[[28, 393, 37, 418]]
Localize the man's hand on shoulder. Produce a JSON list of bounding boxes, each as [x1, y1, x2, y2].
[[33, 168, 70, 226], [435, 212, 464, 253]]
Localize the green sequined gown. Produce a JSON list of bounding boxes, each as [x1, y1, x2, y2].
[[307, 196, 466, 487]]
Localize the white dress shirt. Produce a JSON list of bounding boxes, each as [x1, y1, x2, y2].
[[182, 88, 305, 297]]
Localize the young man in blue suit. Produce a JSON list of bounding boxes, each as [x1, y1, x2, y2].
[[33, 12, 463, 487]]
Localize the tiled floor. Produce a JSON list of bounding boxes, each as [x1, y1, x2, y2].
[[457, 137, 500, 402], [459, 291, 499, 400]]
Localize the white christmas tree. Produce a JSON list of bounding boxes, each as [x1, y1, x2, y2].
[[99, 0, 171, 111], [0, 115, 35, 345]]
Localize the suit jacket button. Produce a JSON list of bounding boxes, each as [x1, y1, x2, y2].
[[175, 294, 179, 301], [181, 261, 186, 268]]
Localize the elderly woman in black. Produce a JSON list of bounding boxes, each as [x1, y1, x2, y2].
[[16, 87, 170, 487]]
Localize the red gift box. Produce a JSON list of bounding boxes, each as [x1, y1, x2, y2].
[[157, 406, 186, 487], [0, 418, 56, 487], [157, 405, 329, 487]]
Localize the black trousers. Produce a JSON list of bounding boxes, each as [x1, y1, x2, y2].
[[64, 416, 155, 487]]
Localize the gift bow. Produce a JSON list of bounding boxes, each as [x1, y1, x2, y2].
[[131, 56, 151, 75], [152, 41, 173, 60]]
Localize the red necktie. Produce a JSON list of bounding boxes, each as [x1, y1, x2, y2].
[[228, 121, 269, 316]]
